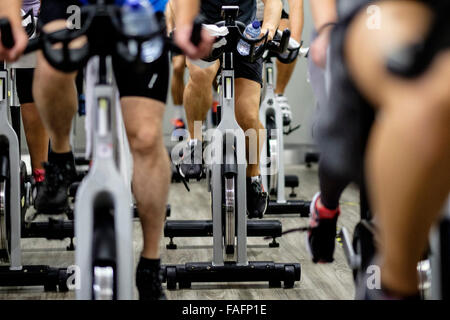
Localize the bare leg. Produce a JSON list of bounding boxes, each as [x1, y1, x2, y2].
[[32, 21, 79, 153], [33, 52, 77, 153], [346, 0, 450, 296], [171, 55, 186, 106], [183, 60, 220, 140], [122, 97, 170, 259], [21, 102, 49, 170], [275, 19, 298, 95], [235, 78, 263, 177]]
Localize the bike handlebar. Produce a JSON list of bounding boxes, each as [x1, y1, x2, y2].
[[0, 19, 14, 49], [0, 3, 202, 72]]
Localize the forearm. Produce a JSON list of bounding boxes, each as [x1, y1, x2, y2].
[[288, 0, 304, 42], [174, 0, 199, 28], [0, 0, 22, 27], [262, 0, 282, 37], [166, 1, 175, 34], [310, 0, 337, 32]]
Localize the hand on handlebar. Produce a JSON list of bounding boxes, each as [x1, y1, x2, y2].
[[261, 26, 276, 42], [0, 17, 28, 62], [175, 24, 214, 60], [310, 27, 331, 69]]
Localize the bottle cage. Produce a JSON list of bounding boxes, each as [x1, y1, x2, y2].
[[200, 20, 269, 64]]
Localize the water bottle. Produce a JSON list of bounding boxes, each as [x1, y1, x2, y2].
[[236, 21, 261, 56], [121, 0, 163, 63]]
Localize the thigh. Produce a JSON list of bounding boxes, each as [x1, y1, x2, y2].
[[121, 97, 165, 137], [345, 0, 439, 108], [235, 78, 261, 122], [186, 59, 220, 83]]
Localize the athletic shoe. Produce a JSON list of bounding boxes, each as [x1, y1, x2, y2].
[[34, 161, 77, 214], [31, 169, 45, 207], [306, 192, 340, 263], [172, 118, 186, 130], [136, 264, 166, 300], [276, 95, 293, 127], [179, 139, 204, 180], [171, 118, 187, 140], [246, 177, 268, 219]]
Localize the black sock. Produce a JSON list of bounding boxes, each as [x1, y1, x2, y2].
[[137, 257, 161, 271], [49, 151, 75, 166]]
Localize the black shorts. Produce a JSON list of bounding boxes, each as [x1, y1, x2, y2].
[[214, 55, 262, 87], [16, 68, 34, 104], [39, 0, 169, 103], [314, 4, 375, 185], [281, 9, 289, 20], [226, 56, 263, 87]]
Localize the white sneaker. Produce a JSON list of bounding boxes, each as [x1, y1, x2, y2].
[[276, 95, 292, 126]]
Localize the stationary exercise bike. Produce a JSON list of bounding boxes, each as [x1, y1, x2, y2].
[[259, 32, 310, 217], [164, 19, 284, 249], [1, 1, 171, 299], [162, 6, 301, 290], [0, 34, 70, 293], [0, 13, 74, 290]]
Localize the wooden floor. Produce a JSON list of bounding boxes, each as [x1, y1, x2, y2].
[[0, 164, 360, 300]]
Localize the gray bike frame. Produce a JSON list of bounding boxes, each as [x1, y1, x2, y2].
[[75, 57, 133, 300], [430, 197, 450, 300], [208, 52, 248, 266], [259, 59, 286, 203], [0, 69, 21, 270]]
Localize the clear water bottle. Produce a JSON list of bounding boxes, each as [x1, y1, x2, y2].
[[121, 0, 163, 63], [236, 21, 261, 56]]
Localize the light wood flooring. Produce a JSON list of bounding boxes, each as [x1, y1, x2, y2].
[[0, 164, 360, 300]]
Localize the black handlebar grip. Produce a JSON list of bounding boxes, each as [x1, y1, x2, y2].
[[280, 29, 291, 53], [190, 17, 203, 47], [0, 19, 15, 49], [24, 37, 41, 54]]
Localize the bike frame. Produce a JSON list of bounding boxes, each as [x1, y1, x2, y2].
[[259, 57, 286, 203], [75, 56, 133, 300], [0, 68, 21, 269]]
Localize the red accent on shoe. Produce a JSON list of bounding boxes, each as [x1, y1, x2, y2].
[[212, 101, 219, 113], [316, 198, 340, 219], [171, 118, 185, 129], [33, 169, 45, 183]]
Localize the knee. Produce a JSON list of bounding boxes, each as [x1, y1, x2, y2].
[[34, 56, 76, 93], [128, 126, 162, 156], [237, 111, 260, 132], [188, 68, 214, 88], [172, 60, 186, 78]]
